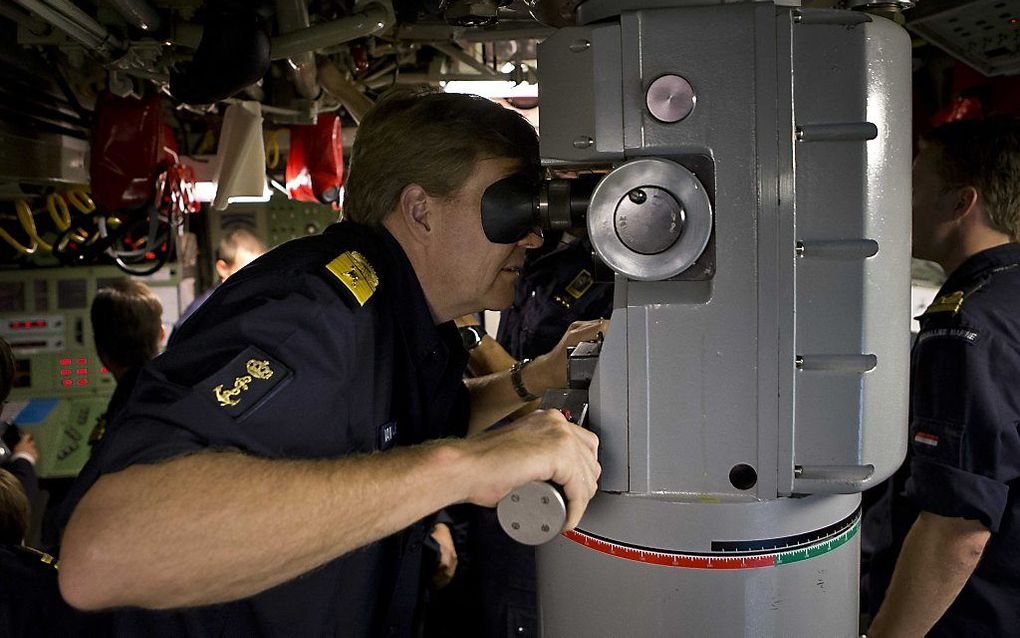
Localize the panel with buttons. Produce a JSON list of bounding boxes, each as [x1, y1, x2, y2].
[[0, 265, 180, 477]]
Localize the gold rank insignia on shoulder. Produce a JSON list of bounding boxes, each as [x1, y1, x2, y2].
[[326, 250, 379, 306], [21, 546, 59, 570], [922, 290, 965, 316], [565, 269, 594, 300]]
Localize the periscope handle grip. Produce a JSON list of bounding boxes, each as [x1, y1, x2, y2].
[[496, 480, 567, 546]]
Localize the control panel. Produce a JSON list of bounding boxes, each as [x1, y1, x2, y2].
[[211, 193, 340, 259], [0, 265, 181, 477]]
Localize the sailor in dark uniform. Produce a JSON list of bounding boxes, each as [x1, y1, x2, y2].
[[498, 230, 613, 360], [866, 119, 1020, 637], [56, 88, 602, 637]]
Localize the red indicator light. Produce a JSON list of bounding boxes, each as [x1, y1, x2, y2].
[[76, 368, 87, 375], [101, 367, 109, 374], [77, 358, 87, 365], [1012, 18, 1018, 24], [60, 369, 72, 377], [77, 378, 89, 385], [60, 358, 71, 366], [62, 380, 73, 387]]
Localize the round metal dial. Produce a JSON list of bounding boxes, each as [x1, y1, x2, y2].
[[588, 158, 712, 281], [614, 187, 685, 255]]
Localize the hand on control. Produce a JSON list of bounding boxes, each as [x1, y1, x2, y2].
[[529, 319, 609, 391], [13, 432, 38, 465], [462, 409, 601, 532]]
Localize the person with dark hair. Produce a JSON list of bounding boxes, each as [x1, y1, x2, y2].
[[865, 118, 1020, 637], [45, 280, 165, 555], [57, 88, 602, 636], [91, 279, 164, 385], [176, 226, 267, 329]]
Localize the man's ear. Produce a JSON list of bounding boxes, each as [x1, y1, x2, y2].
[[953, 186, 980, 221], [398, 184, 433, 239], [214, 259, 231, 281]]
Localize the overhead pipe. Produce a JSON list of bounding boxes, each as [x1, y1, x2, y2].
[[318, 59, 373, 124], [429, 41, 497, 77], [275, 0, 319, 99], [35, 0, 112, 40], [270, 2, 392, 61], [106, 0, 161, 31], [366, 70, 523, 90], [11, 0, 123, 58]]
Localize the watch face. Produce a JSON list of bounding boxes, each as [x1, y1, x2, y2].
[[460, 326, 482, 350]]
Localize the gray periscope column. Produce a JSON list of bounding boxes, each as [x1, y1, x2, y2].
[[534, 2, 911, 636]]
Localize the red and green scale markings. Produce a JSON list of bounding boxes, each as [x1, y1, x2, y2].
[[562, 516, 860, 571]]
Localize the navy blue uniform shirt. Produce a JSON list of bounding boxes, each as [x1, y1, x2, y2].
[[0, 545, 88, 635], [76, 221, 470, 637], [497, 234, 612, 360], [867, 243, 1020, 636]]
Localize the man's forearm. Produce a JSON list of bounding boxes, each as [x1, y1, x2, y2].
[[868, 512, 990, 637], [466, 335, 516, 377], [59, 444, 472, 610], [465, 357, 552, 435]]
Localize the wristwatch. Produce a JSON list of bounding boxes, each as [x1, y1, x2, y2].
[[510, 358, 540, 402], [459, 325, 485, 351]]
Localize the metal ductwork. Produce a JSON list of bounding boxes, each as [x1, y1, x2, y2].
[[11, 0, 123, 58], [318, 60, 374, 124], [270, 2, 393, 61], [275, 0, 320, 100]]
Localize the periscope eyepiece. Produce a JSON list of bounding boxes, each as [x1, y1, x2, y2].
[[481, 174, 600, 244]]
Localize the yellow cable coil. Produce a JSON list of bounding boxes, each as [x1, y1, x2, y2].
[[0, 201, 38, 255], [65, 188, 96, 214], [46, 194, 91, 248], [265, 129, 280, 170], [16, 199, 52, 252]]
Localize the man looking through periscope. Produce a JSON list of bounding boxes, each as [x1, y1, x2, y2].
[[57, 87, 603, 636]]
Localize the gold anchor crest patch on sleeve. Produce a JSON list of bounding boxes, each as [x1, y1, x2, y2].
[[199, 347, 292, 419]]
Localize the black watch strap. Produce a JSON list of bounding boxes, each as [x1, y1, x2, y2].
[[510, 358, 540, 401]]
